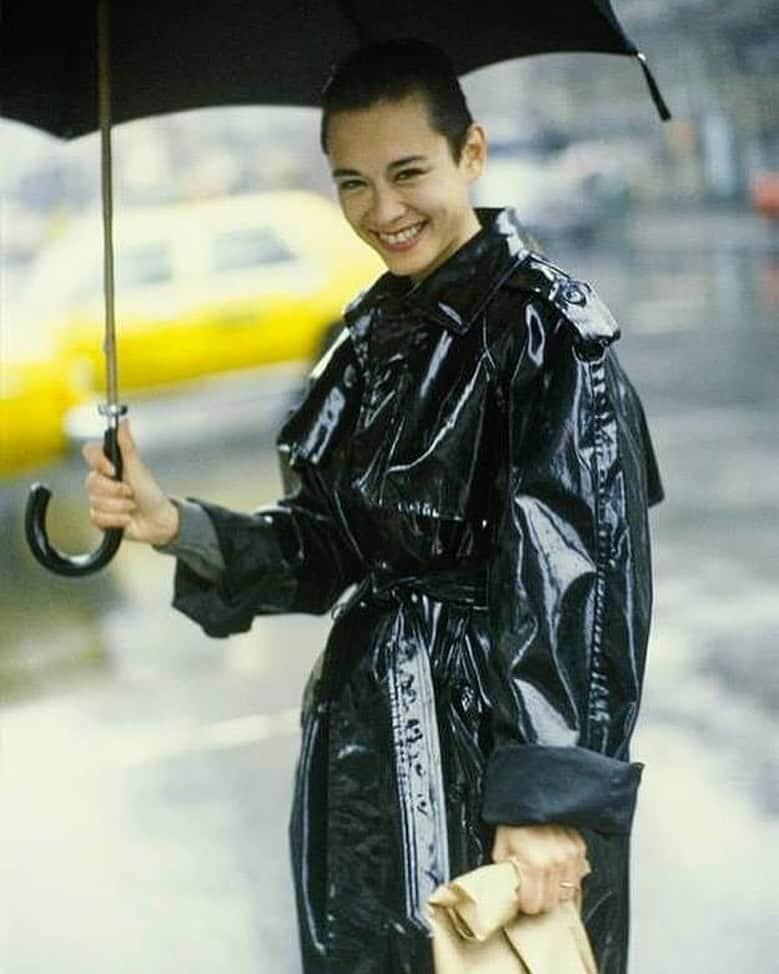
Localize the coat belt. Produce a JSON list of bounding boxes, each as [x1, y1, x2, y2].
[[331, 564, 489, 621], [325, 564, 460, 925]]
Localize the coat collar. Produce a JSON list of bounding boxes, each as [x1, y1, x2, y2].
[[343, 207, 534, 337]]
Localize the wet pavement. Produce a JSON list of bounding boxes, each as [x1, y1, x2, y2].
[[2, 208, 778, 973]]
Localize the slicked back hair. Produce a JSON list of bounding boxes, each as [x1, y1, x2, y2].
[[320, 38, 474, 162]]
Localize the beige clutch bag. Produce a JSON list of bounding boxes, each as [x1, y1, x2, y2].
[[425, 860, 598, 974]]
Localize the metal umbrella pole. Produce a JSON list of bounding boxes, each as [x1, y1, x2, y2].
[[26, 0, 127, 576]]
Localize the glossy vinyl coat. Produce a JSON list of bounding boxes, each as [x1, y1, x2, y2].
[[171, 208, 665, 974]]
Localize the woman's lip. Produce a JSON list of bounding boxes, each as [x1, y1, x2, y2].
[[372, 220, 427, 252]]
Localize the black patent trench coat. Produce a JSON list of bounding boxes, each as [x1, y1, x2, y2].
[[171, 208, 665, 974]]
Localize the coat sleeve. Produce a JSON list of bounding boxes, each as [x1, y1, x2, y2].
[[169, 451, 365, 637], [168, 329, 368, 637], [480, 286, 663, 837]]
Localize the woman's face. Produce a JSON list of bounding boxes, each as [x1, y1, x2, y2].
[[326, 93, 486, 283]]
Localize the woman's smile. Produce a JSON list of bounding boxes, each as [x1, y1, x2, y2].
[[372, 219, 428, 252]]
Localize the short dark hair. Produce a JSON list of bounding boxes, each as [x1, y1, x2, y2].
[[320, 38, 474, 161]]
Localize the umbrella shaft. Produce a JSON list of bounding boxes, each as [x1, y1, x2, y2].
[[98, 0, 118, 408]]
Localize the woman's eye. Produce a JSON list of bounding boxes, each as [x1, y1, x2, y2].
[[396, 168, 426, 182], [338, 180, 364, 192]]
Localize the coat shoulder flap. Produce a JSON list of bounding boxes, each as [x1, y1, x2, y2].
[[502, 252, 621, 350], [500, 252, 664, 508]]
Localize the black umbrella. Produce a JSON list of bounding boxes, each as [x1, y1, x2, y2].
[[1, 0, 670, 576], [1, 0, 670, 136]]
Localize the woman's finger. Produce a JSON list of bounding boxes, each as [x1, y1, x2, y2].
[[84, 470, 133, 499], [116, 419, 137, 458], [516, 852, 581, 913], [543, 857, 567, 912], [82, 441, 116, 477], [90, 495, 137, 516], [495, 825, 591, 915], [513, 859, 545, 915], [581, 857, 592, 879], [566, 827, 589, 858], [89, 507, 132, 530], [559, 863, 582, 901], [560, 829, 590, 884]]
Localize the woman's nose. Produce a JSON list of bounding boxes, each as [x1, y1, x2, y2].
[[368, 185, 406, 227]]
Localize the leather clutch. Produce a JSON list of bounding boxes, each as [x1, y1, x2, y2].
[[425, 859, 598, 974]]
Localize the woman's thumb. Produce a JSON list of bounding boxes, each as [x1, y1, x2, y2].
[[116, 418, 136, 458]]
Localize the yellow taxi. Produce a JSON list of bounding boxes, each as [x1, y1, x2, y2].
[[0, 352, 77, 478], [1, 255, 82, 477], [1, 190, 381, 477], [49, 190, 382, 395]]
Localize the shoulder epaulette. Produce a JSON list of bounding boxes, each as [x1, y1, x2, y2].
[[503, 252, 621, 348]]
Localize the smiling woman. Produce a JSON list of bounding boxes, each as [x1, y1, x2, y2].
[[322, 43, 487, 284], [81, 36, 663, 974], [327, 97, 486, 282]]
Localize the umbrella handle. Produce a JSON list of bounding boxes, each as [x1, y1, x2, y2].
[[25, 425, 124, 577]]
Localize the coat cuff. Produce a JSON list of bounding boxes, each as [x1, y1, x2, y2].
[[153, 498, 225, 582], [481, 743, 644, 835], [170, 499, 299, 638]]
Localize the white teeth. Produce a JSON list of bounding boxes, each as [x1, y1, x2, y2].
[[378, 222, 424, 245]]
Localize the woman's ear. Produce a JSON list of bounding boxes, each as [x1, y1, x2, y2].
[[460, 123, 487, 182]]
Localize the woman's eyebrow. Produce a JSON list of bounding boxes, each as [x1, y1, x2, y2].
[[331, 155, 429, 180], [388, 155, 428, 170]]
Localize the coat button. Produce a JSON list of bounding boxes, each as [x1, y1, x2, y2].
[[563, 283, 587, 305]]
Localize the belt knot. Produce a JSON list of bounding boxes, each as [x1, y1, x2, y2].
[[330, 563, 488, 619]]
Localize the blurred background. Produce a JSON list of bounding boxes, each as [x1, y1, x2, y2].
[[1, 0, 778, 971]]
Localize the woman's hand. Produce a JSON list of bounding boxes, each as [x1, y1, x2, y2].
[[81, 419, 179, 546], [492, 823, 591, 915]]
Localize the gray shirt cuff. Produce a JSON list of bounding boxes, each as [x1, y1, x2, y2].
[[153, 497, 225, 583]]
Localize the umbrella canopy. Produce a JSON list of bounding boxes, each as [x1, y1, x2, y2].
[[3, 0, 669, 577], [0, 0, 669, 138]]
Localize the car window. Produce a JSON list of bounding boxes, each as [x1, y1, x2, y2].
[[118, 242, 174, 287], [211, 226, 294, 272]]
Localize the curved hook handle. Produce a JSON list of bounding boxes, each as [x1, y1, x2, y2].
[[25, 425, 124, 577]]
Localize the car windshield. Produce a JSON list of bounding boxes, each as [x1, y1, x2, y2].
[[118, 242, 174, 287], [211, 226, 293, 272], [13, 218, 175, 319]]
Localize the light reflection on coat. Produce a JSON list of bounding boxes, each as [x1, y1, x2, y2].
[[171, 207, 665, 974]]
